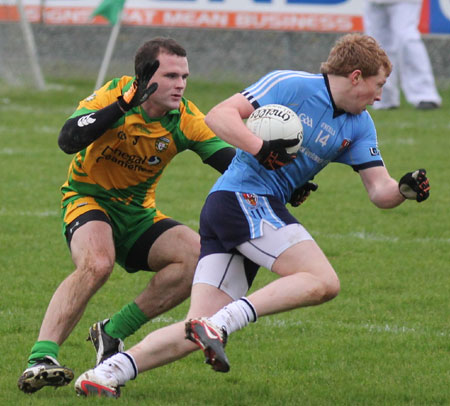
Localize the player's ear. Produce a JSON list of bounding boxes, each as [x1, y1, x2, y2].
[[350, 70, 363, 85]]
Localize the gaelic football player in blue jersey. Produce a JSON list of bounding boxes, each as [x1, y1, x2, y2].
[[74, 33, 430, 398]]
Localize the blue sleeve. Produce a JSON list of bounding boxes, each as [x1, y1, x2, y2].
[[241, 70, 312, 109], [334, 112, 384, 170]]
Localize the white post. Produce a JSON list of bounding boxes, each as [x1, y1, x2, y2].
[[17, 0, 45, 90], [0, 54, 17, 85], [94, 10, 123, 91]]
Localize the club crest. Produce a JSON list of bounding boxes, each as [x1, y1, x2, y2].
[[242, 193, 258, 206], [155, 137, 170, 152]]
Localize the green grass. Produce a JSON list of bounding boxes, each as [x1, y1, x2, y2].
[[1, 79, 449, 405]]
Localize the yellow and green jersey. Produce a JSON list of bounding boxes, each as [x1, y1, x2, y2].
[[61, 76, 229, 210]]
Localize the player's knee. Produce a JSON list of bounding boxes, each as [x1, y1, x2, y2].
[[308, 274, 340, 304], [322, 276, 340, 302], [76, 254, 114, 286]]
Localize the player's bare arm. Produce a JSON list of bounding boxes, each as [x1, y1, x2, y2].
[[205, 94, 298, 170], [359, 166, 429, 208], [205, 93, 263, 155]]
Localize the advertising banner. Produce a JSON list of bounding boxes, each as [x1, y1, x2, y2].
[[429, 0, 450, 33], [1, 0, 449, 34]]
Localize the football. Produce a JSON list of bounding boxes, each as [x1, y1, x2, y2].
[[246, 104, 303, 154]]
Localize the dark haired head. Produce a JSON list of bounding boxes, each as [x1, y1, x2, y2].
[[135, 37, 187, 76]]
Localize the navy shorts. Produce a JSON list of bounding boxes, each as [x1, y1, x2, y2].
[[199, 190, 299, 259]]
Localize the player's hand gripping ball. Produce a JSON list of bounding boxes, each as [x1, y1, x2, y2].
[[248, 104, 303, 170]]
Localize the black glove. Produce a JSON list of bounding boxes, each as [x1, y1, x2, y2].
[[399, 169, 430, 202], [117, 60, 160, 112], [289, 182, 318, 207], [254, 139, 299, 170]]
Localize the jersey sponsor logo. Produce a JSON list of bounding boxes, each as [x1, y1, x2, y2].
[[299, 145, 330, 165], [148, 156, 161, 165], [155, 137, 170, 152], [299, 113, 313, 128], [369, 147, 380, 156], [77, 113, 96, 127], [96, 145, 154, 173], [242, 193, 258, 206]]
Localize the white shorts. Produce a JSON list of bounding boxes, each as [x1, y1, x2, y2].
[[193, 223, 313, 300]]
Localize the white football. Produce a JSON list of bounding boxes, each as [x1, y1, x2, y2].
[[246, 104, 303, 154]]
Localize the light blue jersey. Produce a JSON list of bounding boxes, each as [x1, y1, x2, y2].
[[211, 71, 384, 204]]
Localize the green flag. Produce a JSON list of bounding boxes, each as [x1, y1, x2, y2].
[[92, 0, 126, 25]]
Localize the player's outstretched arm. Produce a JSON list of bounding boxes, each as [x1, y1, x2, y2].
[[359, 166, 430, 208], [58, 102, 125, 154], [204, 147, 236, 174], [58, 61, 160, 154], [205, 93, 262, 154], [205, 94, 299, 170]]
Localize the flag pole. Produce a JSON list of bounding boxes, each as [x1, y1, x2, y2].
[[94, 8, 123, 91], [17, 0, 45, 89]]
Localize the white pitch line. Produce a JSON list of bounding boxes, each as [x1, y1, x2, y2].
[[183, 219, 200, 227], [313, 230, 450, 244], [1, 104, 73, 115], [0, 208, 58, 217], [149, 316, 448, 338], [0, 148, 15, 155], [150, 316, 179, 324], [378, 137, 416, 145], [181, 221, 450, 244], [259, 318, 449, 338], [0, 147, 57, 155], [1, 210, 448, 244]]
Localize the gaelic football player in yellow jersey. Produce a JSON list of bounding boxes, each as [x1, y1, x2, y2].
[[18, 37, 240, 394]]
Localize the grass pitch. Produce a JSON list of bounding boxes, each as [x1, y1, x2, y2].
[[1, 79, 449, 406]]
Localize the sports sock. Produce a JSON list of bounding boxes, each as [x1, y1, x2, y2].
[[104, 301, 149, 340], [97, 352, 138, 385], [28, 340, 59, 367], [209, 297, 258, 335]]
